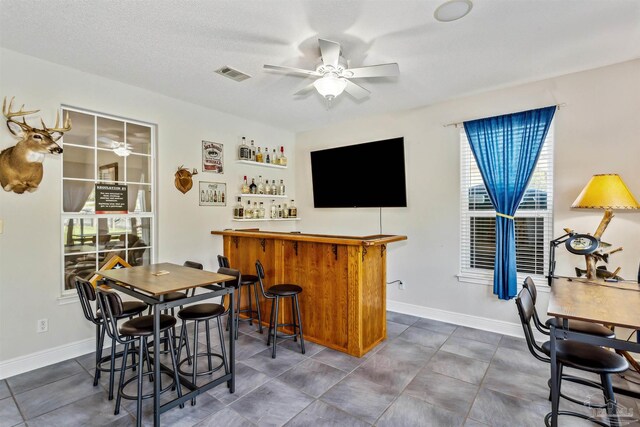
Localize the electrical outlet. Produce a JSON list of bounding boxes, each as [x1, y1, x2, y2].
[[398, 281, 405, 290], [37, 318, 48, 333]]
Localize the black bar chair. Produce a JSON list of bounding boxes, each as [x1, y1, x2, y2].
[[174, 267, 237, 405], [255, 260, 305, 359], [515, 288, 628, 427], [523, 276, 615, 338], [218, 255, 263, 338], [96, 288, 183, 426], [74, 276, 147, 400]]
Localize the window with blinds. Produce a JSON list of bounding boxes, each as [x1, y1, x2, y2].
[[459, 123, 554, 284]]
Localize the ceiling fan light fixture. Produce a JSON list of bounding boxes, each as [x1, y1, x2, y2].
[[313, 74, 347, 100], [434, 0, 473, 22], [114, 142, 132, 157]]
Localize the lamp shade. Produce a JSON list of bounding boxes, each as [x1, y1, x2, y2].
[[572, 174, 640, 209], [313, 75, 347, 100]]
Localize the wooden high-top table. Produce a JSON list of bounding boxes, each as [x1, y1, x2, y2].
[[547, 277, 640, 427], [98, 263, 235, 427], [211, 230, 407, 357]]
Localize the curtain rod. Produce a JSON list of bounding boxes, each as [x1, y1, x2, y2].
[[443, 103, 567, 128]]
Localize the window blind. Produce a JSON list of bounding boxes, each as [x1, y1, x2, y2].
[[459, 123, 554, 283]]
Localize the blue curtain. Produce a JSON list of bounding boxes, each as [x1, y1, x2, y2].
[[464, 106, 555, 300]]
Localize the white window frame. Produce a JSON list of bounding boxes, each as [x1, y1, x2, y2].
[[59, 106, 157, 300], [458, 123, 554, 289]]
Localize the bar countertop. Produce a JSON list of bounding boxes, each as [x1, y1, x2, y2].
[[211, 229, 407, 246]]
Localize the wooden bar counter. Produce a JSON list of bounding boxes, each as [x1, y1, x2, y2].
[[211, 230, 407, 357]]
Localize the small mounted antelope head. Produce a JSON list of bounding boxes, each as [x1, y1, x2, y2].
[[0, 97, 71, 194], [174, 165, 198, 194]]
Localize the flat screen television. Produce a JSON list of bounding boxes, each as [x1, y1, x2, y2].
[[310, 137, 407, 208]]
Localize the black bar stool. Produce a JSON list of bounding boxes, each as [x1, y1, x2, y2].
[[515, 288, 629, 427], [175, 267, 237, 405], [74, 277, 147, 400], [96, 288, 183, 426], [255, 260, 305, 359], [218, 255, 263, 338]]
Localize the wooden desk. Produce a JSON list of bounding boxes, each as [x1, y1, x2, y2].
[[99, 263, 235, 427], [212, 230, 407, 357], [547, 277, 640, 427]]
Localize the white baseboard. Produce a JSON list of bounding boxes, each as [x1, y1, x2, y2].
[[387, 299, 525, 338], [0, 337, 95, 380]]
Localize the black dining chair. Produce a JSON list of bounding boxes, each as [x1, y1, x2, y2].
[[255, 260, 305, 359], [75, 276, 147, 400], [522, 276, 615, 338], [218, 255, 263, 338], [515, 287, 628, 427]]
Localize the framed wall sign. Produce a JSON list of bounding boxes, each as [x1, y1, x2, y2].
[[202, 141, 223, 173], [199, 181, 226, 206]]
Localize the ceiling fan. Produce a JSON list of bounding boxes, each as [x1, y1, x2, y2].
[[264, 38, 399, 103], [98, 136, 133, 157]]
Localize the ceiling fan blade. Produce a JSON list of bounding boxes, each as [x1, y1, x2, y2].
[[294, 83, 316, 96], [263, 64, 321, 77], [346, 63, 400, 79], [318, 39, 341, 68], [344, 79, 371, 100]]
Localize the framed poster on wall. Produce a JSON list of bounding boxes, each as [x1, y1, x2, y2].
[[202, 141, 223, 173], [199, 181, 226, 206]]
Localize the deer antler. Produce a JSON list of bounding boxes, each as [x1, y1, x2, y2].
[[2, 96, 39, 122], [40, 110, 71, 133]]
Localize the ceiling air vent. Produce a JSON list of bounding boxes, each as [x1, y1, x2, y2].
[[215, 66, 252, 82]]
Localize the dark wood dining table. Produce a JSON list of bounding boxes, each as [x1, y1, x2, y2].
[[547, 277, 640, 427], [98, 262, 236, 426]]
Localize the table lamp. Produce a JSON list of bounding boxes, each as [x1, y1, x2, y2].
[[572, 173, 640, 279]]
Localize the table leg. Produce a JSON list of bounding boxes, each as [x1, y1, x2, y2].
[[153, 304, 161, 426], [550, 323, 559, 427], [229, 288, 235, 393]]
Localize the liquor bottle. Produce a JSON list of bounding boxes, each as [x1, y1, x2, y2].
[[213, 191, 218, 203], [279, 146, 287, 166], [245, 200, 253, 219], [249, 178, 257, 194], [256, 147, 263, 163], [241, 176, 250, 194], [282, 203, 289, 218], [221, 191, 225, 203], [257, 175, 265, 194], [289, 200, 297, 217], [234, 197, 244, 219], [201, 190, 205, 203], [253, 202, 259, 218], [272, 148, 277, 165], [271, 180, 277, 196], [239, 136, 250, 160], [259, 202, 265, 218], [250, 140, 256, 161], [266, 151, 271, 164], [277, 205, 283, 218], [270, 200, 277, 219], [265, 179, 271, 195], [278, 179, 285, 196]]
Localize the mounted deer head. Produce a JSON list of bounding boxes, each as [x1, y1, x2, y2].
[[0, 97, 71, 194], [174, 165, 198, 194]]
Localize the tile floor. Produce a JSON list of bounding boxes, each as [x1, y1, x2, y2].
[[2, 312, 640, 426]]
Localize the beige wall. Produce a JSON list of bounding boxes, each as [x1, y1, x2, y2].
[[295, 59, 640, 328], [0, 48, 296, 373]]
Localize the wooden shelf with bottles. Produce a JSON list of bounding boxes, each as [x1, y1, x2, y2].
[[232, 218, 301, 222], [236, 160, 287, 170]]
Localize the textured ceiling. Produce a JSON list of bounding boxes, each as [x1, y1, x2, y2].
[[1, 0, 639, 132]]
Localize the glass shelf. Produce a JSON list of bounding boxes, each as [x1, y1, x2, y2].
[[236, 160, 287, 169], [232, 218, 300, 222], [239, 194, 288, 199]]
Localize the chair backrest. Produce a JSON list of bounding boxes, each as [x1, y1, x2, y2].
[[75, 276, 100, 325], [184, 260, 203, 270], [96, 288, 125, 342], [254, 260, 272, 299], [217, 267, 240, 289], [522, 276, 538, 304], [217, 255, 230, 268], [515, 288, 549, 362]]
